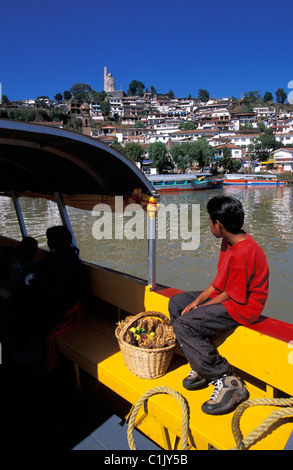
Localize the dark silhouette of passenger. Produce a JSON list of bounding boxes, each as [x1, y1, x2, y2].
[[1, 226, 83, 366], [11, 236, 38, 291]]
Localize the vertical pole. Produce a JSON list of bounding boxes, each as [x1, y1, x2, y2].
[[11, 191, 28, 238], [147, 203, 157, 291], [54, 192, 80, 258]]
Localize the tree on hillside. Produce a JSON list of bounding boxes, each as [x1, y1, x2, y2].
[[71, 83, 93, 94], [178, 122, 196, 130], [168, 90, 174, 99], [111, 139, 124, 154], [150, 86, 156, 97], [63, 90, 72, 101], [263, 91, 273, 102], [242, 91, 261, 105], [248, 125, 282, 161], [70, 83, 93, 103], [276, 88, 287, 104], [198, 89, 209, 102], [148, 142, 169, 173], [91, 90, 107, 102], [100, 100, 111, 117], [218, 146, 241, 173], [123, 142, 145, 162], [190, 138, 216, 170], [54, 93, 63, 103], [170, 142, 194, 173], [1, 94, 9, 105], [128, 80, 145, 96], [134, 121, 146, 128]]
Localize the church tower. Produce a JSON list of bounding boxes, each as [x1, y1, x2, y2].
[[81, 103, 91, 136]]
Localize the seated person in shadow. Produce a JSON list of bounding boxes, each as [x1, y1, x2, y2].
[[1, 226, 84, 365], [11, 236, 38, 292]]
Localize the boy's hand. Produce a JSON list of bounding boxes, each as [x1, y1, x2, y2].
[[181, 300, 199, 315]]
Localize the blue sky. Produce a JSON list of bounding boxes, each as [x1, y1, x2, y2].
[[1, 0, 293, 101]]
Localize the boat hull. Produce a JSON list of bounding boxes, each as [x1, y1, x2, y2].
[[207, 179, 224, 189], [151, 182, 200, 192], [224, 179, 285, 186], [223, 174, 285, 186], [151, 178, 223, 192]]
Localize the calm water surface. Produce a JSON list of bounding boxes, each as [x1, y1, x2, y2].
[[0, 185, 292, 324]]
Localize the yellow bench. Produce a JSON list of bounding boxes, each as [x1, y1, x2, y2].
[[56, 303, 293, 451]]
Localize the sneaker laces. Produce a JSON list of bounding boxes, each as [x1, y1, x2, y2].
[[208, 375, 227, 400], [187, 369, 196, 378]]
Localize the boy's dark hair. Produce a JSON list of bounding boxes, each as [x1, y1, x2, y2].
[[207, 196, 244, 234]]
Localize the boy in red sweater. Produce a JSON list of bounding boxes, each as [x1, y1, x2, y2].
[[169, 196, 269, 415]]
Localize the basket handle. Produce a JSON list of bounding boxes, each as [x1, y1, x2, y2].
[[120, 311, 171, 341]]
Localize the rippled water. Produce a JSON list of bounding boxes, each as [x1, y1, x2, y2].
[[0, 185, 292, 324]]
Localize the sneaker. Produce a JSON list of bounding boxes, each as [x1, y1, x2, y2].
[[201, 375, 248, 415], [183, 369, 209, 390]]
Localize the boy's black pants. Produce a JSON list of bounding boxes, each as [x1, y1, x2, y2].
[[169, 291, 239, 381]]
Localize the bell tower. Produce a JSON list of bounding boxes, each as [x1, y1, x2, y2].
[[81, 103, 91, 136]]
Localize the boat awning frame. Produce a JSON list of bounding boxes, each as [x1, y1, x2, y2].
[[0, 120, 158, 289], [0, 119, 155, 199]]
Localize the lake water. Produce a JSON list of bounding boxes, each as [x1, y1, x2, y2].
[[0, 185, 292, 324]]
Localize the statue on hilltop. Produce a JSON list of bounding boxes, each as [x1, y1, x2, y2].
[[104, 66, 116, 92]]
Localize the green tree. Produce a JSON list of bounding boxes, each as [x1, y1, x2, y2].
[[128, 80, 145, 96], [249, 126, 281, 161], [123, 142, 144, 162], [91, 90, 107, 102], [169, 142, 194, 173], [64, 117, 82, 133], [150, 86, 157, 97], [100, 100, 111, 117], [110, 139, 124, 154], [70, 83, 93, 94], [50, 108, 65, 122], [198, 89, 209, 102], [54, 93, 63, 103], [148, 142, 168, 173], [242, 91, 261, 105], [168, 89, 174, 99], [134, 121, 146, 128], [190, 138, 216, 170], [276, 88, 287, 104], [263, 91, 273, 102], [1, 94, 9, 105], [218, 147, 241, 172], [70, 83, 93, 103], [63, 90, 72, 101], [178, 122, 196, 130]]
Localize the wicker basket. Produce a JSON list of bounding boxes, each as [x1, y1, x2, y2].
[[115, 311, 176, 379]]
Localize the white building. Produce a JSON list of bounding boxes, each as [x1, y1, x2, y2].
[[216, 144, 243, 160], [275, 133, 293, 146], [270, 148, 293, 172]]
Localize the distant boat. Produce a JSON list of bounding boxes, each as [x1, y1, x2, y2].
[[147, 173, 223, 192], [223, 173, 286, 186]]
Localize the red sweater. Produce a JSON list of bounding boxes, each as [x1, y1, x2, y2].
[[209, 233, 269, 325]]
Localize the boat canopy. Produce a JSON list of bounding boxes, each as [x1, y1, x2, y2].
[[0, 120, 154, 209]]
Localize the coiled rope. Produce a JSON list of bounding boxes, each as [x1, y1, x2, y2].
[[127, 386, 190, 450], [231, 396, 293, 450], [127, 388, 293, 451]]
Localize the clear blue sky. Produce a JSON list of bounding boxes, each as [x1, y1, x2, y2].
[[1, 0, 293, 101]]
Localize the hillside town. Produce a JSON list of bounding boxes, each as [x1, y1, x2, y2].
[[1, 67, 293, 175]]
